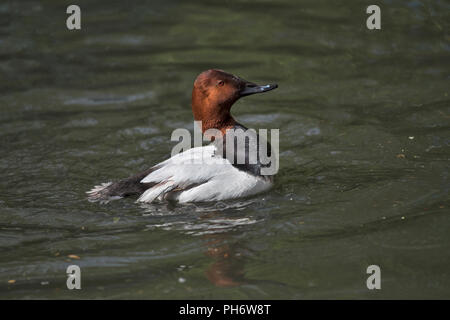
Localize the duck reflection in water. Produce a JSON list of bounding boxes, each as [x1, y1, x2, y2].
[[142, 200, 258, 287], [201, 214, 246, 287]]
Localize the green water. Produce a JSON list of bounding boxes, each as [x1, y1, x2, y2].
[[0, 0, 449, 299]]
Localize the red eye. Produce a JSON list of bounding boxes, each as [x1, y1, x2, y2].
[[217, 80, 224, 87]]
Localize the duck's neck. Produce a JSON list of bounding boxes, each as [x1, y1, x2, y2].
[[192, 93, 236, 134]]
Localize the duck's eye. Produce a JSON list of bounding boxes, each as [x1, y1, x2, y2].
[[217, 80, 225, 87]]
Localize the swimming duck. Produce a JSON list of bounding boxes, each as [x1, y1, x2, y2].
[[87, 69, 278, 203]]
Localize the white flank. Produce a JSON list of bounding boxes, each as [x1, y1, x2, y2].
[[137, 145, 272, 203]]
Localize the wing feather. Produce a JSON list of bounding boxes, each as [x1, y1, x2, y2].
[[137, 145, 235, 203]]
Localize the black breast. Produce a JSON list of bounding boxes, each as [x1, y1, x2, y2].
[[213, 123, 273, 177]]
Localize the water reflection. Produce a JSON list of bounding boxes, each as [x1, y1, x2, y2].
[[1, 0, 449, 299], [203, 232, 245, 287], [142, 200, 259, 286]]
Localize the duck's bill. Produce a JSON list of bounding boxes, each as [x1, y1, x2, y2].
[[239, 83, 278, 97]]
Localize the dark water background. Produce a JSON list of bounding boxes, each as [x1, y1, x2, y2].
[[0, 0, 449, 299]]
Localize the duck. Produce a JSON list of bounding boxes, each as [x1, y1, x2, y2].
[[87, 69, 278, 203]]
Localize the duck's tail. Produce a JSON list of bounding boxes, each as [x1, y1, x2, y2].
[[86, 168, 155, 203], [86, 182, 116, 203]]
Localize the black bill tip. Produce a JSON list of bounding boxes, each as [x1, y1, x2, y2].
[[239, 83, 278, 97]]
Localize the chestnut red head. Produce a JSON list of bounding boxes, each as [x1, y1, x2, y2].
[[192, 69, 277, 132]]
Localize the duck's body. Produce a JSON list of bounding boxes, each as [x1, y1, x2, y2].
[[137, 136, 273, 203], [87, 70, 277, 203]]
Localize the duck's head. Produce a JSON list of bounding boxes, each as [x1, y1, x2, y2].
[[192, 69, 277, 133]]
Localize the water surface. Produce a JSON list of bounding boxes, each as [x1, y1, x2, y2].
[[0, 0, 449, 299]]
